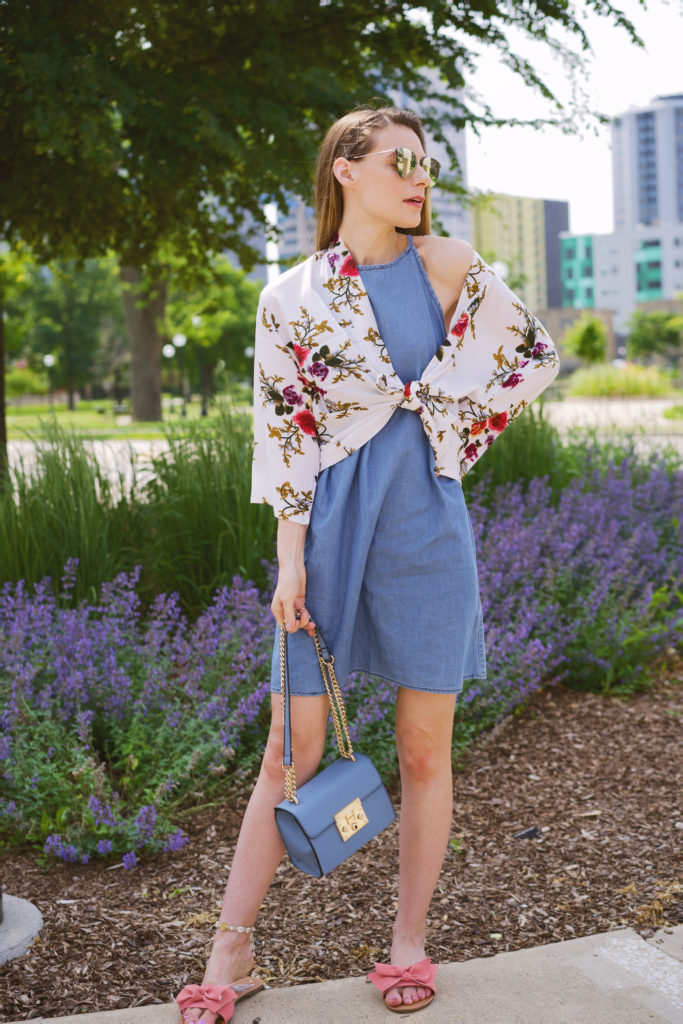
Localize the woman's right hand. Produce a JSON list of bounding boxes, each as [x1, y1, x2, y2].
[[271, 564, 317, 637]]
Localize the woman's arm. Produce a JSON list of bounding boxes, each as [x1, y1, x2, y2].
[[270, 519, 317, 636]]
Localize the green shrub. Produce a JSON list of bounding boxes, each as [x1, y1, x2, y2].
[[566, 362, 676, 397], [6, 366, 48, 398]]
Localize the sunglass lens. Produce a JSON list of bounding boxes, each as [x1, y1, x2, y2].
[[423, 157, 440, 186], [395, 147, 416, 179]]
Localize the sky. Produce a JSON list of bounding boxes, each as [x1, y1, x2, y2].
[[464, 0, 682, 235]]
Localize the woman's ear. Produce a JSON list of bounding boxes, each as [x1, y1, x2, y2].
[[333, 156, 357, 188]]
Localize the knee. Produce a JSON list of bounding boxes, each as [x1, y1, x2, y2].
[[396, 726, 448, 783]]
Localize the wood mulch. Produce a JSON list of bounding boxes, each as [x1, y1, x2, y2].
[[1, 669, 681, 1022]]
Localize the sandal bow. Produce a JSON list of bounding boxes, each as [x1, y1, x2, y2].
[[175, 983, 237, 1021], [367, 957, 437, 996]]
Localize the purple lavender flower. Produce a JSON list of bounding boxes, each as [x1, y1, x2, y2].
[[122, 851, 137, 869]]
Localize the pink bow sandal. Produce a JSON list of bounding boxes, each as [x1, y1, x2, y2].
[[367, 957, 438, 1013], [175, 978, 264, 1024]]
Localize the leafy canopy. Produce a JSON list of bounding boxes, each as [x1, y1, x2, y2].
[[1, 0, 643, 271]]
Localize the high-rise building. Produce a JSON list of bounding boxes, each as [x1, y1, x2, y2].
[[560, 95, 683, 336], [559, 223, 683, 333], [472, 194, 569, 310], [612, 94, 683, 229]]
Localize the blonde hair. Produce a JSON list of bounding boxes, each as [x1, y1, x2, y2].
[[314, 106, 432, 252]]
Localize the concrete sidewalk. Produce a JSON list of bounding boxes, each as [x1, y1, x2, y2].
[[7, 925, 682, 1024]]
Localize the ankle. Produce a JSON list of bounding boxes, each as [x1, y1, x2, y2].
[[212, 928, 253, 953], [391, 924, 426, 947]]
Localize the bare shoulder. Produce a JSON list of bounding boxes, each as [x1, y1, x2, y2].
[[413, 235, 475, 316], [413, 235, 474, 286]]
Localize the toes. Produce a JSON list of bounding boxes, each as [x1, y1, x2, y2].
[[385, 986, 403, 1005]]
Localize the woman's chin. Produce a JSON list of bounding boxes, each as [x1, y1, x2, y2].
[[395, 206, 423, 229]]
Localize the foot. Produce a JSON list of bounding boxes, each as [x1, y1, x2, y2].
[[384, 935, 428, 1009], [179, 930, 255, 1024]]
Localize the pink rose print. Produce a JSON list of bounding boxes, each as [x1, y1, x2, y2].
[[469, 419, 487, 436], [293, 344, 309, 366], [531, 341, 547, 358], [451, 312, 469, 338], [282, 385, 303, 406], [488, 411, 508, 432], [310, 361, 329, 380], [464, 443, 478, 460], [403, 381, 412, 398], [339, 255, 359, 277], [293, 409, 317, 436], [417, 405, 424, 415], [502, 373, 523, 389]]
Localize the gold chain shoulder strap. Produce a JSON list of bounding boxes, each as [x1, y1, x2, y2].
[[280, 621, 354, 803]]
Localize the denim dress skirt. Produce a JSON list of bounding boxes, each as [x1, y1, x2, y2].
[[269, 236, 487, 697]]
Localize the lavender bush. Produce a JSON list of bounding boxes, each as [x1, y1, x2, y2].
[[1, 451, 681, 865]]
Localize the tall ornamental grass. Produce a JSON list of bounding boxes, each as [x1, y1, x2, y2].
[[1, 407, 277, 612], [1, 403, 620, 615], [2, 446, 680, 866]]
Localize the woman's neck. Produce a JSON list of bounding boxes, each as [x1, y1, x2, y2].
[[336, 219, 408, 267]]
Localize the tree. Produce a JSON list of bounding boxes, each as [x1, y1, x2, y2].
[[626, 310, 683, 371], [0, 1, 644, 448], [19, 257, 123, 410], [562, 313, 608, 364], [164, 256, 262, 402]]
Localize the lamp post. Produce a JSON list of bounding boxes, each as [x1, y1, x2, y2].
[[42, 353, 56, 405], [162, 343, 176, 414], [172, 333, 188, 417], [192, 314, 208, 417]]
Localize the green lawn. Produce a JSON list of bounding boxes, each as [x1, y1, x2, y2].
[[6, 396, 247, 440]]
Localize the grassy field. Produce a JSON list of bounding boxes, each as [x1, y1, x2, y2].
[[6, 396, 245, 440]]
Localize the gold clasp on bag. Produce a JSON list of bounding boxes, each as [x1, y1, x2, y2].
[[334, 796, 368, 841]]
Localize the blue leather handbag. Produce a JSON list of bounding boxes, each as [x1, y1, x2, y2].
[[274, 624, 396, 877]]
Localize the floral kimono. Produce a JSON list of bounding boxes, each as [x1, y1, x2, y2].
[[251, 235, 559, 524]]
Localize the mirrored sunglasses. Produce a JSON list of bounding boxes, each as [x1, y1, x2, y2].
[[350, 146, 441, 187]]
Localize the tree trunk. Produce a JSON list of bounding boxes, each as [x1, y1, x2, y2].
[[120, 266, 167, 422], [0, 259, 8, 490]]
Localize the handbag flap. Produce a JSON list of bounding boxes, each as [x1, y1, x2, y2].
[[276, 752, 388, 839]]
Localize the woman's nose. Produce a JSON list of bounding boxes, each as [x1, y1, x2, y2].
[[412, 164, 431, 187]]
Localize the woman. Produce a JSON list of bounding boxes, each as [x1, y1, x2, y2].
[[176, 106, 559, 1020]]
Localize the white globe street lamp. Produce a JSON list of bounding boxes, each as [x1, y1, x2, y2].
[[42, 353, 56, 405], [172, 334, 188, 415], [191, 315, 208, 417]]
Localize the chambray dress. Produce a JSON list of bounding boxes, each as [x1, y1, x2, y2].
[[269, 236, 486, 696]]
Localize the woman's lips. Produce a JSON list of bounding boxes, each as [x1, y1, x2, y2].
[[404, 197, 424, 207]]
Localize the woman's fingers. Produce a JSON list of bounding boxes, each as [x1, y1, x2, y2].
[[273, 598, 316, 634]]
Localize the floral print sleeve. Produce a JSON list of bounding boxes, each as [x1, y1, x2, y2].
[[250, 293, 322, 524], [452, 257, 559, 474]]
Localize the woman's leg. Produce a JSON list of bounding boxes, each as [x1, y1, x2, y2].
[[180, 690, 329, 1024], [385, 686, 458, 1009]]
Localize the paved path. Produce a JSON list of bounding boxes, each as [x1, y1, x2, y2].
[[4, 925, 681, 1024], [541, 397, 683, 456]]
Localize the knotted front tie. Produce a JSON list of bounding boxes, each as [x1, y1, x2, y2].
[[375, 373, 425, 414], [367, 956, 437, 996]]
